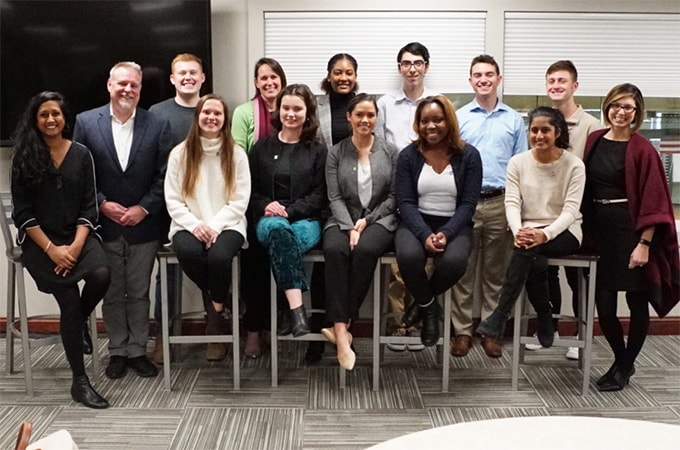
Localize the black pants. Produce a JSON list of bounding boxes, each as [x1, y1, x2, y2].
[[323, 224, 393, 323], [395, 224, 472, 305], [172, 230, 243, 304]]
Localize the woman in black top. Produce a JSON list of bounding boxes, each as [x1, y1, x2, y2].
[[11, 91, 110, 408], [248, 84, 327, 337]]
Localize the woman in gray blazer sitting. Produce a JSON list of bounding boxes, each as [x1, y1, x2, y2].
[[322, 93, 399, 370]]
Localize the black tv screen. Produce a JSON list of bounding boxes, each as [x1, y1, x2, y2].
[[0, 0, 212, 145]]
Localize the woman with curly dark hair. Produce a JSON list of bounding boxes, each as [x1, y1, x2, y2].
[[11, 91, 111, 408]]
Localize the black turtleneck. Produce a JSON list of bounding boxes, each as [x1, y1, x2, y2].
[[329, 90, 355, 145]]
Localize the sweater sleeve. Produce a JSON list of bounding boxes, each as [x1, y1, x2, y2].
[[395, 146, 432, 243], [207, 147, 251, 232], [542, 157, 585, 242], [504, 155, 523, 237], [164, 144, 202, 235], [231, 101, 255, 153]]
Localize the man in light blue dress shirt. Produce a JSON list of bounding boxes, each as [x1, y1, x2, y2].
[[450, 54, 528, 358]]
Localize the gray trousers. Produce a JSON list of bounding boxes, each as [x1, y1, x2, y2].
[[102, 236, 158, 358]]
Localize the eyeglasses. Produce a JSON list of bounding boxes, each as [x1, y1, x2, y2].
[[399, 60, 426, 70], [609, 103, 637, 113]]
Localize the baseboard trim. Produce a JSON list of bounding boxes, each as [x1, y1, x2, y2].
[[1, 317, 679, 337]]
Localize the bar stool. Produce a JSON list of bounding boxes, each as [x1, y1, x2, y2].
[[158, 245, 241, 390], [512, 254, 599, 395], [269, 249, 347, 387], [372, 253, 452, 392], [1, 192, 100, 395]]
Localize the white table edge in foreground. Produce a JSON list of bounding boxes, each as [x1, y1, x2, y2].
[[366, 416, 680, 450]]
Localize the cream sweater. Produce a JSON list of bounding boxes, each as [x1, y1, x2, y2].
[[164, 137, 251, 244], [505, 149, 585, 243]]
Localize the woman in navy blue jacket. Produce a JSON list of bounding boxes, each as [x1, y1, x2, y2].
[[394, 95, 481, 346]]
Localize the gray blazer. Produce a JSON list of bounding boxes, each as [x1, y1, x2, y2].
[[325, 135, 399, 232], [317, 94, 333, 150]]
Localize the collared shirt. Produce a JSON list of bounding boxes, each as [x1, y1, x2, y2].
[[375, 87, 440, 151], [565, 105, 601, 160], [457, 98, 528, 189], [110, 106, 136, 170]]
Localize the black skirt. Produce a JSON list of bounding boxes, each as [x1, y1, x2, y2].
[[22, 235, 108, 294]]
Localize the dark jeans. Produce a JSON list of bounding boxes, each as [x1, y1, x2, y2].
[[395, 224, 472, 305], [323, 224, 394, 323], [498, 230, 580, 318], [172, 230, 243, 304]]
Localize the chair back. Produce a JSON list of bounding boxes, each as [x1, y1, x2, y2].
[[0, 192, 17, 253]]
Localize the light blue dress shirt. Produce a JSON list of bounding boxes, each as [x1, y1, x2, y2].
[[375, 87, 440, 151], [457, 99, 528, 190]]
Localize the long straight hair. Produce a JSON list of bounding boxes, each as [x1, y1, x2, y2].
[[181, 94, 236, 199]]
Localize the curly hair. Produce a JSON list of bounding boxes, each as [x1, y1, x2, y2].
[[11, 91, 69, 188]]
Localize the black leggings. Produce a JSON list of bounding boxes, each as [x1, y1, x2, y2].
[[51, 266, 110, 377], [596, 288, 649, 370]]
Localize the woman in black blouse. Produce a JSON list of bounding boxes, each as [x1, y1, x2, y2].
[[11, 91, 110, 408]]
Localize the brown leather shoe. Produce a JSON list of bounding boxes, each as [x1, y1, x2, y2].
[[450, 335, 472, 357], [481, 337, 503, 358]]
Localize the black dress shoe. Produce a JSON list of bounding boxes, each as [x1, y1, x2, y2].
[[71, 375, 109, 409], [277, 307, 292, 336], [82, 321, 93, 355], [105, 355, 127, 379], [126, 355, 159, 377], [305, 341, 325, 364], [597, 366, 633, 392], [403, 300, 422, 328], [290, 305, 311, 337], [420, 301, 441, 347], [597, 364, 635, 388], [536, 310, 554, 348]]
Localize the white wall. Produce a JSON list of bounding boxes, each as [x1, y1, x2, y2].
[[1, 0, 679, 322]]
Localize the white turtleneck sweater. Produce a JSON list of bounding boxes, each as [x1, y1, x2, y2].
[[164, 136, 251, 244]]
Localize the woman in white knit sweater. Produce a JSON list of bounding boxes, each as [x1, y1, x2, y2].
[[164, 94, 251, 360], [476, 106, 585, 349]]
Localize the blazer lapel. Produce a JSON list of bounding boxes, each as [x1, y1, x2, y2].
[[127, 109, 147, 171], [96, 108, 124, 173]]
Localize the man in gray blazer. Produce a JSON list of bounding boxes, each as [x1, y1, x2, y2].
[[73, 61, 173, 380]]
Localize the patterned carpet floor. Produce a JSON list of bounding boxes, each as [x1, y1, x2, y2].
[[1, 335, 678, 449]]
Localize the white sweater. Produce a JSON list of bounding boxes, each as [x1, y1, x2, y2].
[[164, 137, 251, 244], [505, 149, 585, 243]]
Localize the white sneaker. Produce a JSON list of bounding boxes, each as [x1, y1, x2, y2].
[[386, 329, 407, 352], [525, 331, 559, 351], [565, 346, 579, 360]]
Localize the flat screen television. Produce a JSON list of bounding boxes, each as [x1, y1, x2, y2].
[[0, 0, 212, 146]]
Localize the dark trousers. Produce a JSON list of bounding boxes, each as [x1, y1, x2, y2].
[[395, 224, 472, 305], [241, 236, 272, 332], [496, 231, 580, 318], [323, 224, 394, 323], [172, 230, 243, 304]]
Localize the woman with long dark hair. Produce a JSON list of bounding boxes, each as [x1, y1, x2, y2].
[[248, 84, 327, 338], [165, 94, 250, 362], [477, 107, 585, 348], [11, 91, 111, 408]]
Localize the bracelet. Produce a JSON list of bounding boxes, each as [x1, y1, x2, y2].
[[639, 238, 651, 246], [44, 241, 52, 253]]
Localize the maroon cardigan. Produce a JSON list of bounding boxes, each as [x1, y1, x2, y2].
[[583, 129, 679, 317]]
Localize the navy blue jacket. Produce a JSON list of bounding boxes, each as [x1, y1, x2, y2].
[[395, 143, 482, 243]]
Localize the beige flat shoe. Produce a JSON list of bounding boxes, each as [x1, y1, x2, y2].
[[321, 327, 352, 345], [337, 348, 356, 371]]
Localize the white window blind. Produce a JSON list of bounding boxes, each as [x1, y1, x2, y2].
[[264, 11, 486, 95], [504, 12, 680, 98]]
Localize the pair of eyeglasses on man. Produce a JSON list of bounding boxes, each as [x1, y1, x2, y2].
[[399, 60, 426, 70], [609, 103, 636, 113]]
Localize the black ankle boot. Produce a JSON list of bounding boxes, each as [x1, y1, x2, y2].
[[71, 375, 109, 409], [277, 307, 292, 335], [476, 309, 509, 339], [290, 305, 311, 337], [420, 300, 441, 347], [403, 300, 422, 328], [82, 321, 93, 355], [536, 309, 554, 347]]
